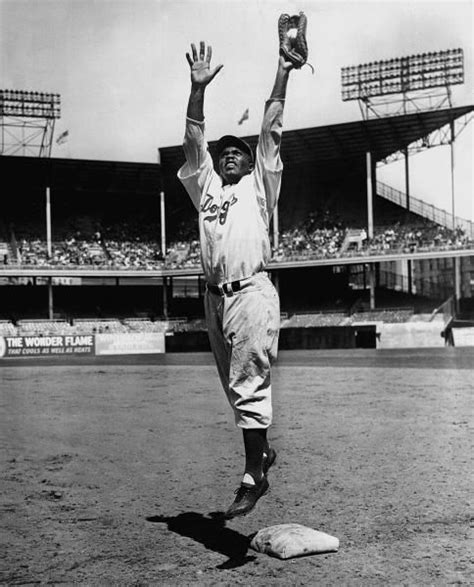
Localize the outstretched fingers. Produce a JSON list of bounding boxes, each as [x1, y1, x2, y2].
[[186, 43, 198, 68], [186, 41, 210, 67], [185, 41, 223, 82], [210, 63, 224, 81], [205, 44, 223, 79]]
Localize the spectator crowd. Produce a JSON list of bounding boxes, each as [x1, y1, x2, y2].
[[4, 213, 473, 270]]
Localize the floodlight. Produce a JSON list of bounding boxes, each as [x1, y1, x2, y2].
[[341, 48, 464, 101]]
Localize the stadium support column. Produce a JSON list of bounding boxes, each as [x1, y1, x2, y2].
[[450, 120, 456, 229], [369, 263, 375, 310], [449, 122, 459, 313], [404, 147, 413, 295], [160, 191, 166, 258], [366, 152, 374, 240], [46, 186, 52, 258], [407, 260, 412, 295], [48, 277, 53, 320], [162, 277, 168, 319], [454, 256, 461, 314], [404, 147, 410, 212], [366, 152, 376, 309]]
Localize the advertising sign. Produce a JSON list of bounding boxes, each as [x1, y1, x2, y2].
[[0, 335, 95, 357], [95, 333, 165, 355]]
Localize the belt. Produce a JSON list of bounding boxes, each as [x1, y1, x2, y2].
[[206, 277, 249, 297]]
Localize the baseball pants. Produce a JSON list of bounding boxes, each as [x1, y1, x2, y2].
[[204, 272, 280, 429]]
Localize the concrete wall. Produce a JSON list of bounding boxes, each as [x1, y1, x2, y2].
[[279, 326, 360, 350], [452, 327, 474, 347], [165, 326, 377, 352], [165, 323, 463, 351], [378, 322, 445, 349]]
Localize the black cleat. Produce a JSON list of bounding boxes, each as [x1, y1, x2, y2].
[[224, 476, 269, 519], [263, 447, 277, 475]]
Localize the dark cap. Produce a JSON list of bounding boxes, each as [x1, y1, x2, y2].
[[216, 135, 254, 163]]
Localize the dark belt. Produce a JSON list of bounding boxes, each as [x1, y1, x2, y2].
[[207, 279, 244, 297]]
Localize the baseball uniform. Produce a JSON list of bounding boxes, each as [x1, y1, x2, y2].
[[178, 99, 284, 429]]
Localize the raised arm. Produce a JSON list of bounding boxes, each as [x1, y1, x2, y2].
[[179, 42, 223, 207], [257, 54, 294, 164], [253, 55, 294, 219], [186, 41, 223, 121], [269, 55, 293, 101]]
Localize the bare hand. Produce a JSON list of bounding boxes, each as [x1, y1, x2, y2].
[[186, 41, 223, 87]]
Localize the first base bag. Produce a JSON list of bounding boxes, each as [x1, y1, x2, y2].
[[249, 523, 339, 559]]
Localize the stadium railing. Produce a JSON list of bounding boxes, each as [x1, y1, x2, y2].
[[377, 181, 474, 239]]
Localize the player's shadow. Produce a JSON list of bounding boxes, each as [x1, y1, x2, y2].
[[146, 511, 256, 569]]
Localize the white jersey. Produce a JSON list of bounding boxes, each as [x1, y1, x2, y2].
[[178, 99, 284, 285]]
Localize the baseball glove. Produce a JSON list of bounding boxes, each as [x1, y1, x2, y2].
[[278, 12, 314, 73]]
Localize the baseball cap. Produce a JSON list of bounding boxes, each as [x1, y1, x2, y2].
[[216, 135, 254, 163]]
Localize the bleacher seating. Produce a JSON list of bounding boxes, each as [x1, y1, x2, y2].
[[16, 319, 74, 336], [283, 312, 350, 327], [121, 318, 168, 332], [0, 305, 440, 339], [350, 308, 414, 324], [167, 317, 207, 332], [1, 207, 471, 335], [2, 215, 471, 270], [18, 238, 108, 266], [105, 240, 163, 269], [72, 319, 129, 334], [0, 241, 9, 264], [0, 320, 18, 336]]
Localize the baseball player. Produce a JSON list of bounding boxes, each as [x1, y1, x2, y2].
[[178, 40, 294, 519]]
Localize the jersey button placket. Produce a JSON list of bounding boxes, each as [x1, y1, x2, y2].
[[208, 188, 225, 281]]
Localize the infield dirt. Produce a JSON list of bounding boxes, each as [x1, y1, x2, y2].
[[1, 349, 473, 585]]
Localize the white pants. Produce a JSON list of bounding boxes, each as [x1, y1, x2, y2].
[[204, 272, 280, 429]]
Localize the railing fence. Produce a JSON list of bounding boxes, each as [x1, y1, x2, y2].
[[377, 180, 474, 238]]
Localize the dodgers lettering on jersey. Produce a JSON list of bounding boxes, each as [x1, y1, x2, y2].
[[178, 100, 284, 285]]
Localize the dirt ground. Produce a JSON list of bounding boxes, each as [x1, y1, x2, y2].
[[1, 349, 473, 586]]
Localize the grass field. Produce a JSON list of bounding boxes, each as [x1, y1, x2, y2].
[[1, 348, 473, 585]]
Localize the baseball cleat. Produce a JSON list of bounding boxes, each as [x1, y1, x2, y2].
[[224, 475, 269, 519], [263, 447, 277, 475]]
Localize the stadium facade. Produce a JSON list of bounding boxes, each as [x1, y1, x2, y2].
[[1, 104, 473, 350]]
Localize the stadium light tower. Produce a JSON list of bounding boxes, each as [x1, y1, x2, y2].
[[0, 90, 61, 157], [341, 48, 464, 119], [341, 48, 469, 312]]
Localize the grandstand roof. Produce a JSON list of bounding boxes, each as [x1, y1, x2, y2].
[[160, 104, 474, 172], [1, 105, 472, 193], [0, 155, 161, 194]]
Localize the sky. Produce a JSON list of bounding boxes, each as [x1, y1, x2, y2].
[[1, 0, 473, 220]]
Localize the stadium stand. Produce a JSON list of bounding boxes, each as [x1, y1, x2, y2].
[[121, 318, 169, 332], [0, 320, 18, 336], [349, 308, 415, 323], [283, 312, 350, 327], [71, 319, 130, 334], [1, 163, 471, 339], [16, 319, 74, 336], [105, 239, 163, 269], [7, 218, 470, 270], [0, 306, 424, 338]]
